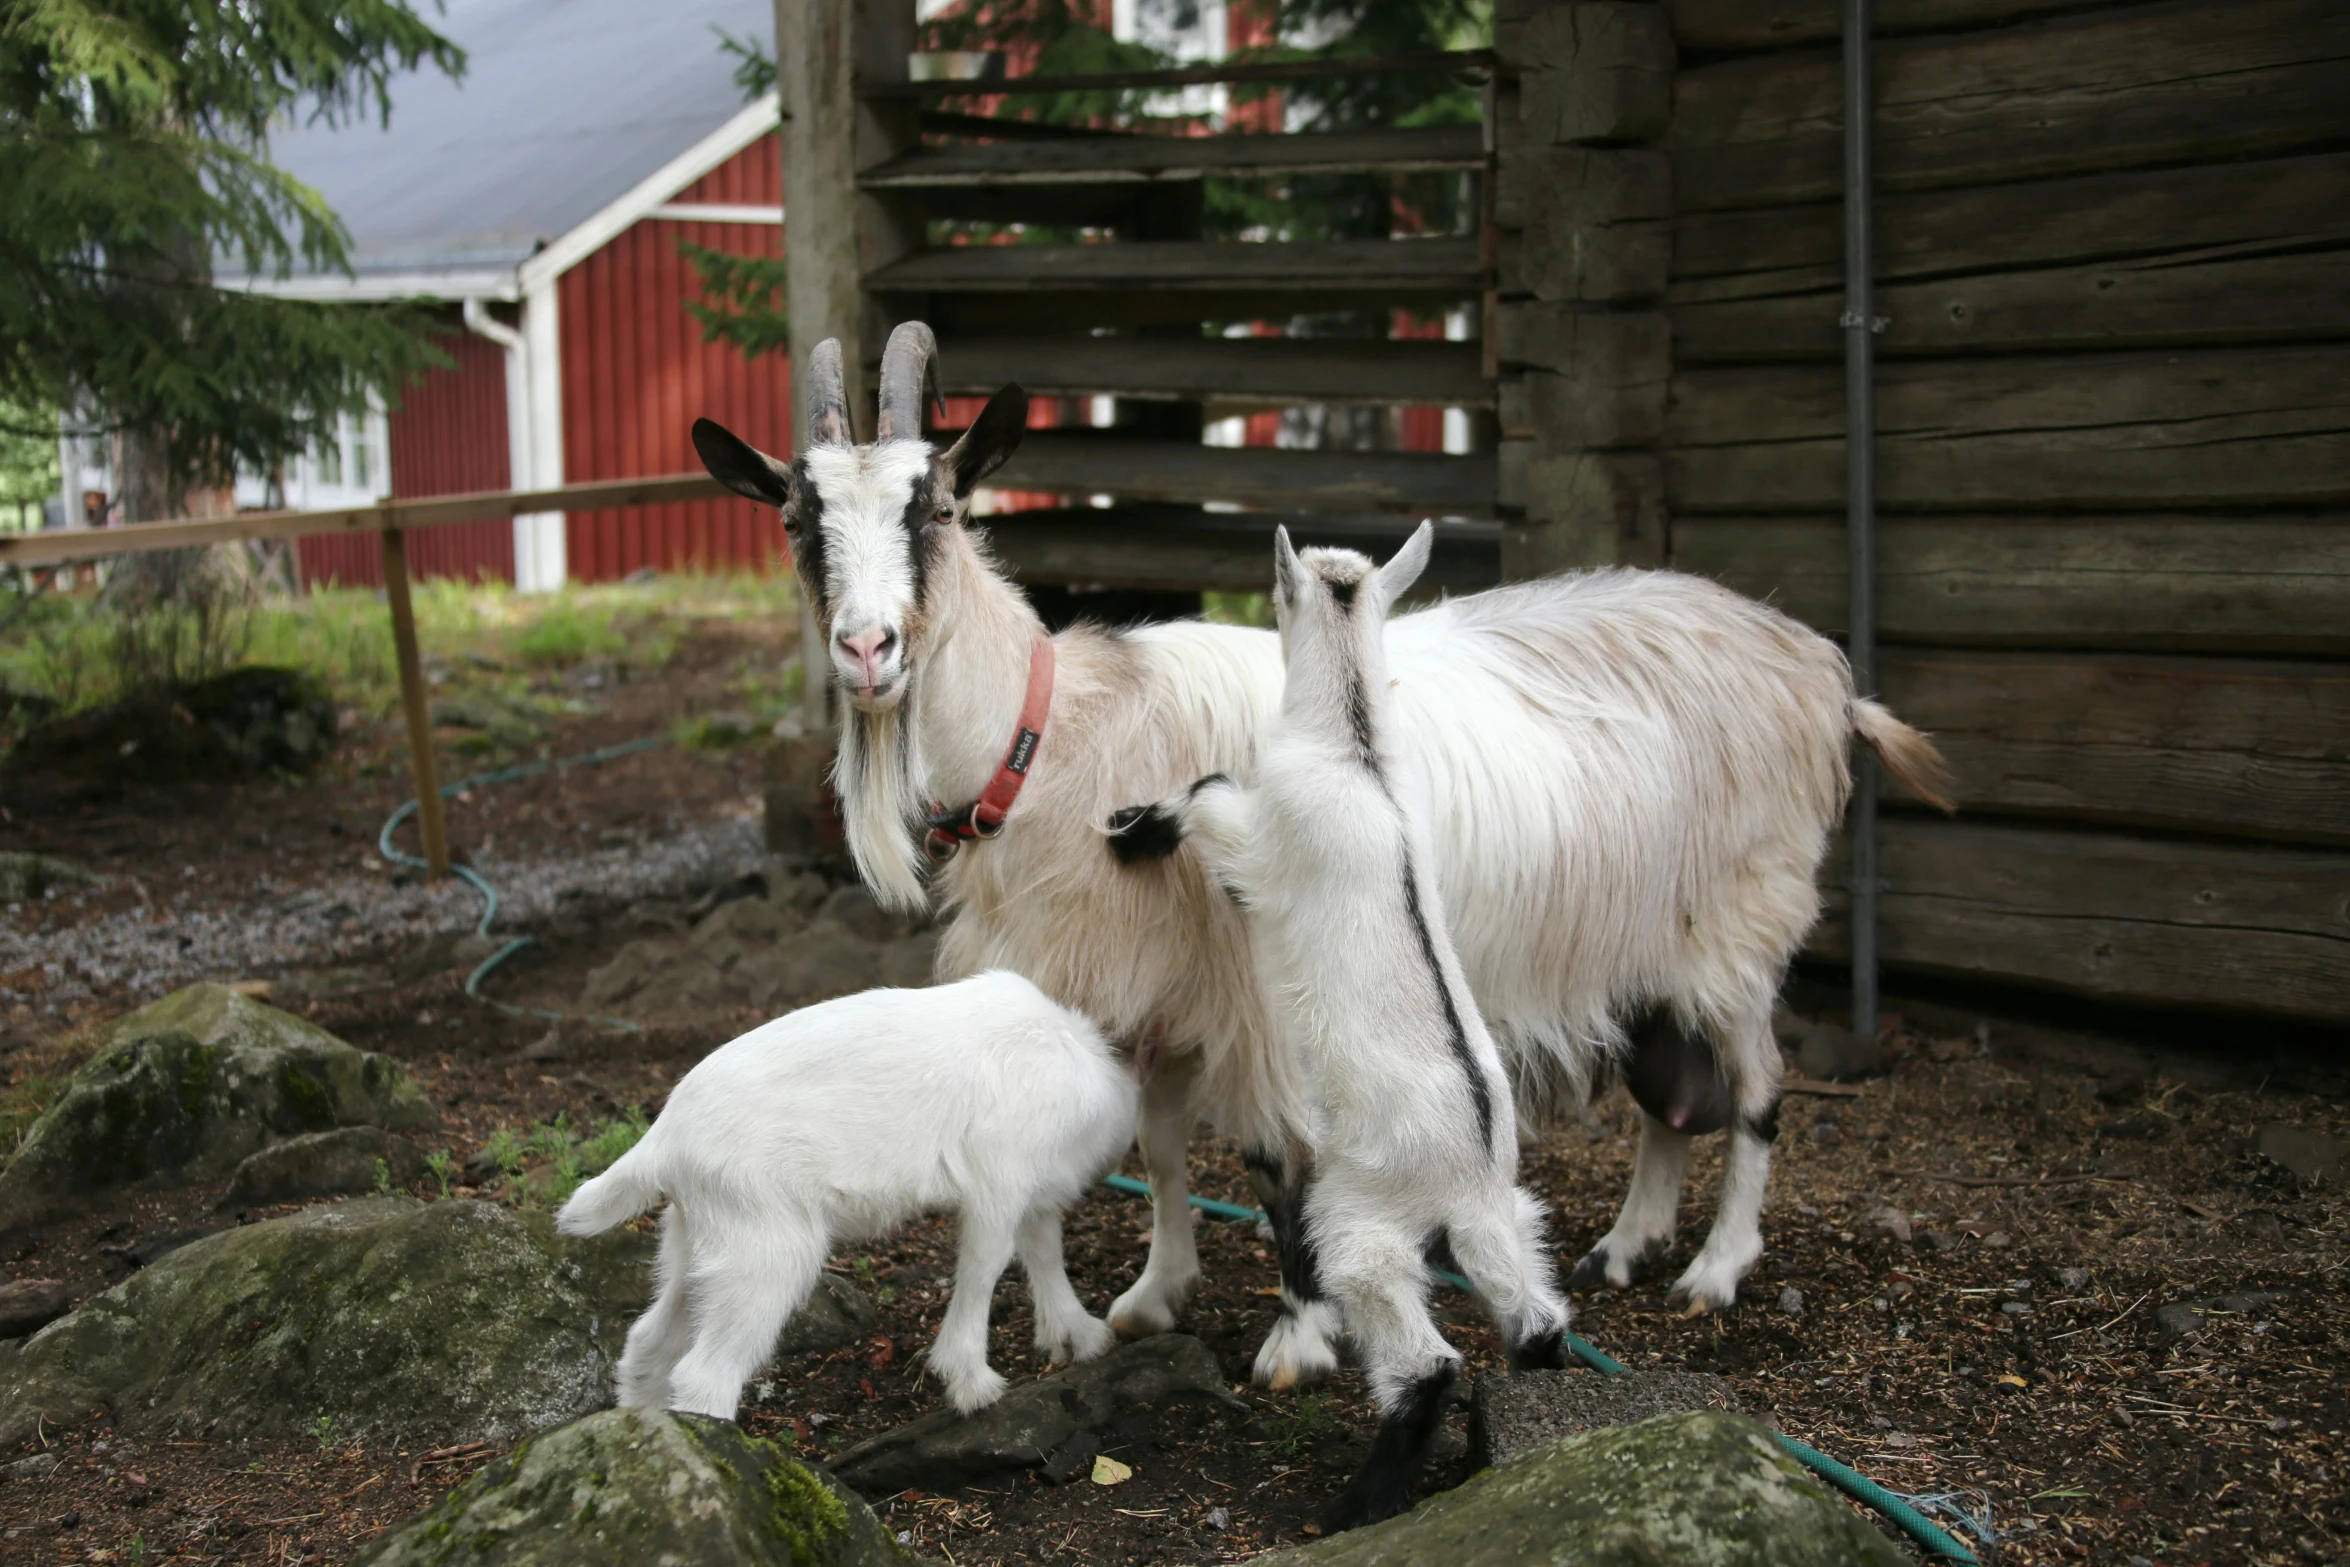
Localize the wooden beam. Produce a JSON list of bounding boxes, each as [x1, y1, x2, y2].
[[935, 335, 1493, 407], [983, 506, 1500, 591], [378, 528, 450, 880], [986, 431, 1497, 514], [1671, 513, 2350, 656], [1808, 819, 2350, 1023], [1669, 0, 2350, 211], [865, 125, 1484, 186], [1664, 348, 2350, 513], [859, 49, 1496, 99], [868, 237, 1482, 294], [0, 473, 727, 569], [1670, 153, 2350, 361], [1877, 649, 2350, 847], [1669, 0, 2127, 51]]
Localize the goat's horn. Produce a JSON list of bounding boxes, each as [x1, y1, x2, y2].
[[804, 338, 849, 447], [875, 320, 940, 444]]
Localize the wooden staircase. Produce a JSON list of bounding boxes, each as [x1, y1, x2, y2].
[[787, 3, 1501, 598]]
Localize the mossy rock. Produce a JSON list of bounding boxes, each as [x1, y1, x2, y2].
[[356, 1407, 922, 1567], [1, 666, 336, 799], [1254, 1410, 1908, 1567], [0, 984, 439, 1232], [0, 1194, 874, 1452]]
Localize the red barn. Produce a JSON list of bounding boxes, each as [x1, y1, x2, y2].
[[227, 0, 793, 589]]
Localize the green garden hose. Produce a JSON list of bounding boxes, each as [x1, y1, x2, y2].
[[387, 743, 1979, 1562]]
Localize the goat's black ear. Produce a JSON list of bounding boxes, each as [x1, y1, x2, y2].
[[693, 418, 794, 508], [942, 384, 1029, 498]]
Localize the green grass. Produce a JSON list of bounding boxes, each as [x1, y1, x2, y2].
[[1263, 1390, 1341, 1458], [474, 1108, 652, 1209], [1, 571, 799, 725]]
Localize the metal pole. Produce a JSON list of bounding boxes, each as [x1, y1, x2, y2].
[[1842, 0, 1880, 1039], [380, 526, 451, 879]]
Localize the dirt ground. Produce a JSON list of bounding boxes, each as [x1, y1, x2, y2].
[[0, 625, 2343, 1567]]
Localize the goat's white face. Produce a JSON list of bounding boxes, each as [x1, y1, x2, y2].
[[798, 441, 944, 706], [691, 367, 1029, 715]]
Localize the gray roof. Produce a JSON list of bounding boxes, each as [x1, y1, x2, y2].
[[255, 0, 773, 282]]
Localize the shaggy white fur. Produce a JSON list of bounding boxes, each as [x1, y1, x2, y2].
[[555, 972, 1138, 1420]]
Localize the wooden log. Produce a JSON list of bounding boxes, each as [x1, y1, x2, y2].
[[1498, 449, 1665, 570], [1664, 348, 2350, 512], [1495, 307, 1671, 447], [986, 431, 1497, 514], [1670, 514, 2350, 657], [378, 528, 449, 880], [1493, 149, 1672, 303], [1877, 650, 2350, 847], [1806, 819, 2350, 1022], [934, 335, 1493, 407], [923, 285, 1480, 336], [1670, 0, 2350, 211], [862, 125, 1484, 186], [1669, 154, 2350, 361], [1514, 4, 1675, 146], [1669, 0, 2120, 51], [982, 506, 1500, 592]]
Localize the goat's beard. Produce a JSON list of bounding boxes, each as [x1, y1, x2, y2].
[[832, 681, 931, 913]]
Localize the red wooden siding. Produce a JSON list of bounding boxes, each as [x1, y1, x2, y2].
[[560, 139, 793, 582], [298, 318, 515, 587]]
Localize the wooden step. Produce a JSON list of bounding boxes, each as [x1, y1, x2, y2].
[[864, 125, 1485, 188], [867, 237, 1482, 297], [982, 504, 1500, 592], [982, 430, 1495, 514], [937, 335, 1492, 407]]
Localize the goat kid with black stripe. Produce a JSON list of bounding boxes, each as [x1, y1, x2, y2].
[[1116, 523, 1571, 1533]]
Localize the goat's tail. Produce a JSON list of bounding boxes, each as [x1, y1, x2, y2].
[[555, 1140, 663, 1238], [1852, 699, 1956, 813]]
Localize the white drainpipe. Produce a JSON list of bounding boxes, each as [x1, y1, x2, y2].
[[464, 293, 567, 592]]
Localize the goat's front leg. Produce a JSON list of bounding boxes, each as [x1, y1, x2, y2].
[[1019, 1205, 1115, 1366], [931, 1205, 1021, 1413], [1107, 1050, 1202, 1339], [1244, 1147, 1341, 1390]]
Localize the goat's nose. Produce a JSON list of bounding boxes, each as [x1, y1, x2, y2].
[[837, 625, 892, 664]]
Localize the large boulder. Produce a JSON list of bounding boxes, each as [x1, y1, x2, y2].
[[1470, 1369, 1741, 1468], [215, 1125, 432, 1210], [0, 985, 439, 1232], [357, 1407, 919, 1567], [829, 1334, 1241, 1496], [0, 1196, 870, 1450], [1254, 1410, 1907, 1567]]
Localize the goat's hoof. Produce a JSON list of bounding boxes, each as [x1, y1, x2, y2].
[[942, 1365, 1009, 1414], [1041, 1317, 1117, 1367], [1251, 1307, 1341, 1390]]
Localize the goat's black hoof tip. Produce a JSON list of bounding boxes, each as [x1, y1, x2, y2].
[[1314, 1489, 1412, 1537], [1565, 1249, 1615, 1292]]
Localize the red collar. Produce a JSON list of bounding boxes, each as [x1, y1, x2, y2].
[[924, 636, 1055, 864]]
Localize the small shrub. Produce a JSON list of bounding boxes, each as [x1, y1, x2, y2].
[[577, 1107, 650, 1175], [310, 1413, 339, 1452], [425, 1148, 457, 1199], [372, 1156, 393, 1196], [482, 1128, 527, 1178], [1264, 1391, 1340, 1459]]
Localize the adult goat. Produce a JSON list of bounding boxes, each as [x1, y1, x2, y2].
[[691, 323, 1951, 1385]]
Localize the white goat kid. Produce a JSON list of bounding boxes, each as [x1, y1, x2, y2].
[[689, 323, 1952, 1386], [1122, 522, 1573, 1532], [555, 972, 1136, 1420]]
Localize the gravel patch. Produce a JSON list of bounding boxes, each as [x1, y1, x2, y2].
[[2, 813, 767, 1009]]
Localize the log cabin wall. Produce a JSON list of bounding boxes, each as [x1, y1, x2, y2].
[[1493, 0, 2350, 1026]]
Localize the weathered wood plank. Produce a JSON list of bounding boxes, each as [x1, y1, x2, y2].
[[1493, 149, 1672, 302], [1807, 820, 2350, 1022], [984, 431, 1497, 514], [1878, 650, 2350, 846], [935, 335, 1493, 407], [1671, 514, 2350, 656], [984, 506, 1499, 592], [1665, 348, 2350, 512], [868, 237, 1481, 292], [1670, 0, 2350, 210], [1669, 0, 2122, 51], [862, 125, 1484, 186], [1669, 154, 2350, 360]]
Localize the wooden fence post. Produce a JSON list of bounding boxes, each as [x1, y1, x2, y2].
[[379, 526, 450, 879]]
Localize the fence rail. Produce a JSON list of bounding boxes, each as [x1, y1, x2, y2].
[[0, 473, 727, 570]]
